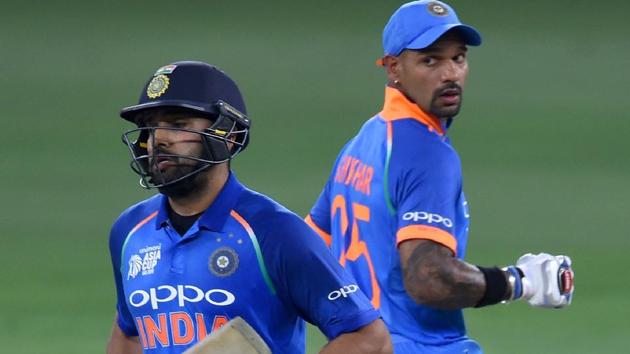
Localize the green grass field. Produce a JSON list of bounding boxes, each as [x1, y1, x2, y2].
[[1, 0, 628, 352]]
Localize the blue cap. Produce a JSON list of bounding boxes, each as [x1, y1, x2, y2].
[[379, 1, 481, 64], [120, 61, 246, 122]]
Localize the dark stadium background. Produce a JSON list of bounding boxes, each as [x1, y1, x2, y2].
[[1, 0, 628, 352]]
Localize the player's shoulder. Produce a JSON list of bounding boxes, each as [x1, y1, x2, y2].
[[232, 187, 315, 245], [234, 187, 305, 233], [390, 118, 459, 165], [110, 194, 162, 240], [109, 194, 162, 262], [353, 115, 387, 142], [390, 118, 451, 150], [336, 115, 387, 164], [232, 186, 332, 282]]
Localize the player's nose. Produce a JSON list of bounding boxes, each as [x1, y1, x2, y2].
[[440, 61, 464, 83], [147, 128, 174, 152]]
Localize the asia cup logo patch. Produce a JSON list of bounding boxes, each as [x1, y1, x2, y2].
[[209, 247, 239, 277], [427, 2, 449, 16], [146, 74, 170, 99], [127, 244, 162, 279], [128, 255, 143, 279]]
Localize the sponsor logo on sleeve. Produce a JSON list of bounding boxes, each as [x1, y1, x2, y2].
[[402, 211, 453, 228], [328, 284, 359, 301]]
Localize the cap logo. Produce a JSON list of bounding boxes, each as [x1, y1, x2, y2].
[[428, 2, 448, 16], [146, 74, 169, 99]]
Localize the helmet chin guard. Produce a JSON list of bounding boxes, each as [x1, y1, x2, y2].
[[121, 100, 250, 189]]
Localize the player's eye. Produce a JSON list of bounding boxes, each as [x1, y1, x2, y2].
[[171, 121, 187, 129], [421, 56, 437, 66], [453, 53, 467, 63]]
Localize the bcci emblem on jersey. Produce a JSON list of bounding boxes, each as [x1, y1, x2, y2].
[[127, 244, 162, 279], [209, 247, 239, 277]]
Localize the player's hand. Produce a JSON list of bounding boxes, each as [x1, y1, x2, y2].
[[515, 253, 574, 308]]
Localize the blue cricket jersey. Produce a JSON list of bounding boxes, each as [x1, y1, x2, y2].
[[109, 173, 379, 353], [307, 87, 472, 347]]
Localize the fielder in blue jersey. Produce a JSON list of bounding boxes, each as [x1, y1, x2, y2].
[[106, 61, 392, 354], [306, 2, 575, 353]]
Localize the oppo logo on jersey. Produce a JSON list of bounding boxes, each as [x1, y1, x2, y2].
[[402, 211, 453, 228], [129, 285, 235, 310], [328, 284, 359, 301]]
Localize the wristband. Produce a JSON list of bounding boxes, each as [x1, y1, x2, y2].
[[475, 266, 509, 307]]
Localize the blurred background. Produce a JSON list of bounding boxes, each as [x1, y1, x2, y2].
[[1, 0, 628, 352]]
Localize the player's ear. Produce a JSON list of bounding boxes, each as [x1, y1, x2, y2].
[[383, 55, 400, 85]]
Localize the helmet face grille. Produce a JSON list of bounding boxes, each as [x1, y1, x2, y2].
[[121, 103, 249, 189]]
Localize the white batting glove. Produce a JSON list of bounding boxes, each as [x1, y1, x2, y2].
[[515, 253, 574, 308]]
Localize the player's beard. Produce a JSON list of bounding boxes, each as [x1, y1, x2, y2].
[[149, 146, 213, 199], [157, 164, 212, 200], [429, 82, 463, 119]]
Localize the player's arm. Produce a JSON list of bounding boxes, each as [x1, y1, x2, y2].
[[399, 239, 575, 309], [319, 319, 391, 354], [108, 215, 144, 354], [106, 315, 141, 354], [399, 239, 487, 309], [390, 124, 573, 309], [262, 215, 391, 353]]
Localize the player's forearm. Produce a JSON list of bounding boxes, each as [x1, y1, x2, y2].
[[319, 319, 392, 354], [106, 319, 142, 354], [402, 240, 487, 309]]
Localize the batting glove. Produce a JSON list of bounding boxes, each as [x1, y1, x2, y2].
[[513, 253, 574, 308]]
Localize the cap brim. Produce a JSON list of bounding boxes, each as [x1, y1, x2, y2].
[[406, 23, 482, 50], [120, 100, 217, 122]]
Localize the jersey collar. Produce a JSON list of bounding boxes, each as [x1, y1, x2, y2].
[[155, 172, 244, 232], [379, 86, 445, 135]]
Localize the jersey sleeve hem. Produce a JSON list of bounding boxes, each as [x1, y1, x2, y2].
[[305, 214, 332, 247], [322, 309, 380, 340], [396, 225, 458, 256]]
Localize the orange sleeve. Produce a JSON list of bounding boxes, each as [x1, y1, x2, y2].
[[396, 225, 457, 256], [304, 214, 332, 247]]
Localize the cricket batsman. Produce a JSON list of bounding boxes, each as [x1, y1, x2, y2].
[[305, 1, 575, 353], [106, 61, 392, 353]]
